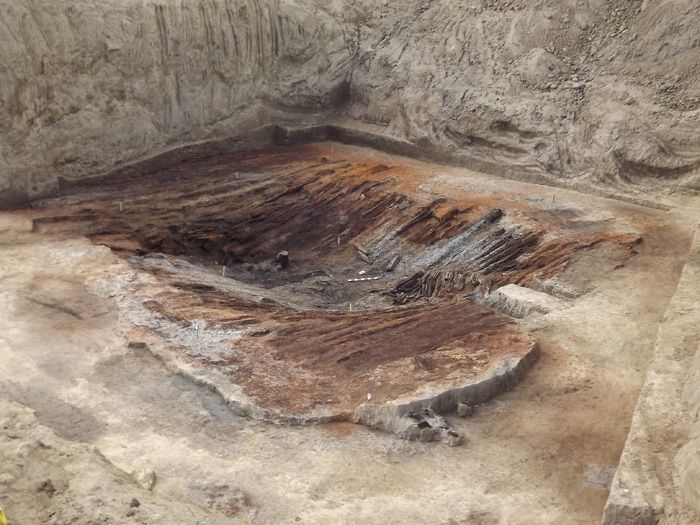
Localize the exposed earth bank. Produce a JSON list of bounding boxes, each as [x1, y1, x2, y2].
[[1, 0, 699, 205]]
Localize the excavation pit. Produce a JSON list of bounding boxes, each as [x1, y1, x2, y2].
[[28, 142, 642, 441]]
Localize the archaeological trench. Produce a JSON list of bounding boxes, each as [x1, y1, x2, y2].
[[1, 1, 700, 524]]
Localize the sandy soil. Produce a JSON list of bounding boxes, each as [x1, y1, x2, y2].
[[2, 1, 699, 521], [0, 148, 695, 524], [2, 0, 698, 205]]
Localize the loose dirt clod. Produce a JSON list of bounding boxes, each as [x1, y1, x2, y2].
[[457, 403, 474, 418], [132, 467, 156, 491]]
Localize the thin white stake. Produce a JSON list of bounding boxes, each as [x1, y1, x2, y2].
[[347, 276, 381, 282]]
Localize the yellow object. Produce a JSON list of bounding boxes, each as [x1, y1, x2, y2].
[[0, 506, 7, 525]]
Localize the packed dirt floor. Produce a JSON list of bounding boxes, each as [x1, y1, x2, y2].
[[2, 143, 699, 524]]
